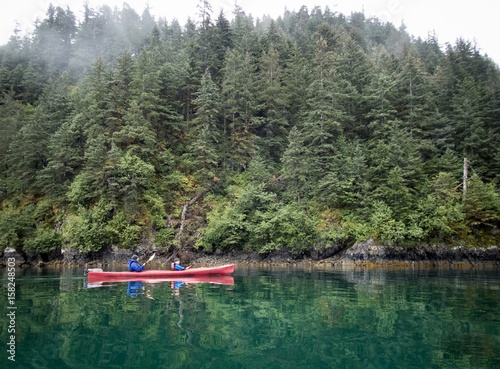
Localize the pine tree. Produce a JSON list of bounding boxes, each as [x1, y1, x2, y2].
[[367, 120, 425, 218], [282, 42, 310, 126], [32, 5, 77, 76], [5, 110, 49, 193], [231, 5, 259, 56], [281, 127, 309, 203], [113, 100, 157, 161], [463, 174, 500, 236], [296, 35, 346, 181], [181, 18, 202, 124], [130, 39, 182, 143], [317, 136, 368, 209], [450, 77, 495, 177], [65, 59, 114, 205], [221, 48, 258, 170], [393, 47, 435, 137], [211, 10, 233, 82], [187, 68, 222, 184], [364, 52, 398, 137], [6, 72, 73, 195], [0, 93, 24, 181], [107, 52, 135, 133], [39, 118, 85, 200], [255, 45, 288, 162], [334, 33, 372, 139]]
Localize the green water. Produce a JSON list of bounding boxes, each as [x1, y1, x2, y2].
[[1, 265, 499, 369]]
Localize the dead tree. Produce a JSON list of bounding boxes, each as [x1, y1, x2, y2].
[[176, 177, 220, 245]]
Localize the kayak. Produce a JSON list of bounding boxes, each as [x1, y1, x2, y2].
[[86, 264, 235, 283], [86, 274, 234, 287]]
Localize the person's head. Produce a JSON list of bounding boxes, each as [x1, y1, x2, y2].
[[174, 258, 180, 264], [131, 254, 139, 261]]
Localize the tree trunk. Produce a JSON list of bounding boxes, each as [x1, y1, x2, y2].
[[463, 157, 468, 202]]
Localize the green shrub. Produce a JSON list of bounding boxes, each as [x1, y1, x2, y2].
[[197, 184, 317, 254], [63, 201, 113, 253], [24, 228, 62, 253], [248, 204, 317, 253], [155, 227, 175, 248], [196, 207, 247, 252], [0, 205, 36, 250]]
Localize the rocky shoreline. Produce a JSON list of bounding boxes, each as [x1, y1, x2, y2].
[[2, 239, 499, 269]]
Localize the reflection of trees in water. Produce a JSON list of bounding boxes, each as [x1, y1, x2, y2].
[[165, 283, 203, 345], [10, 267, 499, 369]]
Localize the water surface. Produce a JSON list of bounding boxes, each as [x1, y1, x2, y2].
[[1, 265, 499, 369]]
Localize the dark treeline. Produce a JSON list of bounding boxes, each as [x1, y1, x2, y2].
[[1, 1, 499, 259]]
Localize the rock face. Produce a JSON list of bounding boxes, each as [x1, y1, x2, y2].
[[2, 239, 500, 266], [343, 239, 500, 264]]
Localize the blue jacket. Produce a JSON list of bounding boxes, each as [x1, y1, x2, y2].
[[128, 259, 145, 272], [173, 263, 185, 271]]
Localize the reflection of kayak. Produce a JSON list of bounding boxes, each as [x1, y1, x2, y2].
[[87, 264, 235, 283], [86, 275, 234, 287]]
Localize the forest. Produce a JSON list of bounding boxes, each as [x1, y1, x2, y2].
[[0, 1, 499, 260]]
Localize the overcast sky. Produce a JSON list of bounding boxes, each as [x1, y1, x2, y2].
[[1, 0, 498, 65]]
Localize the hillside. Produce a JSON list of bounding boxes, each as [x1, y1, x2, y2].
[[1, 3, 499, 262]]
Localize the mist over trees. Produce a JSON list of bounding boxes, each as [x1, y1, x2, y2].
[[1, 2, 499, 259]]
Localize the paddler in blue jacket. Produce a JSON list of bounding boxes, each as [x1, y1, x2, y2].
[[173, 258, 190, 271], [128, 254, 150, 272]]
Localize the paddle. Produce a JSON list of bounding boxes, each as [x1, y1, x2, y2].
[[144, 253, 156, 266]]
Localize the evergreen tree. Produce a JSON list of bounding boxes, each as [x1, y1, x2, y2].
[[393, 47, 435, 136], [281, 127, 309, 203], [364, 52, 398, 136], [181, 18, 202, 123], [282, 42, 310, 125], [463, 174, 500, 241], [6, 109, 49, 193], [113, 100, 157, 161], [295, 35, 346, 182], [211, 10, 233, 82], [65, 59, 114, 205], [39, 118, 85, 200], [255, 44, 288, 162], [130, 38, 182, 144], [334, 33, 372, 139], [107, 52, 135, 133], [70, 4, 121, 74], [0, 93, 25, 190], [221, 48, 258, 170], [414, 33, 445, 75], [450, 77, 495, 177], [187, 68, 222, 184], [317, 136, 368, 209], [31, 5, 77, 76], [367, 120, 425, 219]]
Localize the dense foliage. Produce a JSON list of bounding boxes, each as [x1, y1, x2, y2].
[[1, 2, 499, 257]]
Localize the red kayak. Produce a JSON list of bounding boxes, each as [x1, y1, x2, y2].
[[86, 274, 234, 287], [87, 264, 235, 283]]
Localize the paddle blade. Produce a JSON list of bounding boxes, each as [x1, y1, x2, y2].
[[147, 253, 156, 263]]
